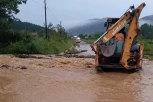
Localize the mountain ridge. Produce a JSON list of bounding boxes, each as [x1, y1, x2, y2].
[[11, 15, 153, 36], [11, 21, 44, 32], [66, 15, 153, 36]]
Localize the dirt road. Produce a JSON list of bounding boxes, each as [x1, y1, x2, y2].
[[0, 42, 153, 102]]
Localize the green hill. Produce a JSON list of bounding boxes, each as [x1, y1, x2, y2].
[[11, 21, 44, 32]]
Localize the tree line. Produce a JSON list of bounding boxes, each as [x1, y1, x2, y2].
[[139, 23, 153, 41]]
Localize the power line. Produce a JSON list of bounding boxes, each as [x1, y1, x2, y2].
[[31, 0, 37, 3], [31, 0, 58, 30], [46, 7, 50, 10], [31, 0, 50, 11], [31, 0, 43, 7], [31, 0, 53, 18], [31, 0, 54, 17]]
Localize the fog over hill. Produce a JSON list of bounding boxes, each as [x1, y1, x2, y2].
[[66, 15, 153, 36], [140, 15, 153, 25], [66, 18, 107, 36]]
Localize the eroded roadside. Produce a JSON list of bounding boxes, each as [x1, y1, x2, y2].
[[0, 42, 153, 102]]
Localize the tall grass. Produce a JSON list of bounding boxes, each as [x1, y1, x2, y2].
[[0, 31, 75, 54], [4, 38, 75, 54], [137, 40, 153, 55]]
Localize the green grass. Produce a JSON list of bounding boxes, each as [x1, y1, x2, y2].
[[137, 39, 153, 60], [82, 38, 97, 44], [0, 36, 75, 54]]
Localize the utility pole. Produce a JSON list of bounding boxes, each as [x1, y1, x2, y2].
[[44, 0, 48, 39], [60, 21, 62, 35]]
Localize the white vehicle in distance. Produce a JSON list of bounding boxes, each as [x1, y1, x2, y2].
[[76, 37, 81, 43], [73, 36, 78, 40]]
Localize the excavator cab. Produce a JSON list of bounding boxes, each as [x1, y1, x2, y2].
[[104, 18, 127, 38], [104, 18, 120, 30], [102, 18, 127, 55], [106, 18, 140, 52]]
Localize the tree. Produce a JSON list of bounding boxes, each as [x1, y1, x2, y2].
[[140, 23, 153, 41], [55, 24, 68, 39], [148, 32, 153, 42], [88, 35, 92, 38], [78, 34, 85, 38], [0, 0, 27, 46], [47, 22, 56, 38], [48, 22, 56, 32], [0, 0, 27, 31]]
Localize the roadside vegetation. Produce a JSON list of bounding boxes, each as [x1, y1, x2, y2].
[[0, 0, 75, 54], [0, 29, 75, 54], [137, 24, 153, 59]]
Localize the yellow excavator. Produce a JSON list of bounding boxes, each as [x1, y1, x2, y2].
[[90, 2, 146, 71]]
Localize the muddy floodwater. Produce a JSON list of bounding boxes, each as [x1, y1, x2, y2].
[[0, 42, 153, 102]]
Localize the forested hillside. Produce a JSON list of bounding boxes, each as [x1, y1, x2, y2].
[[11, 21, 44, 32]]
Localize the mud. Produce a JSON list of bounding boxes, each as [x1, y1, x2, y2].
[[0, 42, 153, 102]]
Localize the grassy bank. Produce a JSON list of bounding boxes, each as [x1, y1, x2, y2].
[[138, 39, 153, 60], [0, 37, 75, 54], [11, 38, 74, 54], [0, 31, 75, 54]]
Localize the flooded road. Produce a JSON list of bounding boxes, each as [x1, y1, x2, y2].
[[0, 42, 153, 102], [75, 41, 95, 56]]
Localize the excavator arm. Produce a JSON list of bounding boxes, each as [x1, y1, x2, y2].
[[90, 2, 146, 69], [90, 6, 133, 54], [120, 3, 146, 68]]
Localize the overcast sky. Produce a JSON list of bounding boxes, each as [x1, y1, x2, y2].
[[16, 0, 153, 29]]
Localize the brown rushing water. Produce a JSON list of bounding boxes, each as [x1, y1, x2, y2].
[[0, 42, 153, 102]]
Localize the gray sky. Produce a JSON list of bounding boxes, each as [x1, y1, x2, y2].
[[16, 0, 153, 29]]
